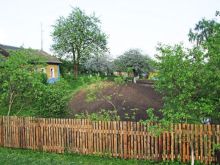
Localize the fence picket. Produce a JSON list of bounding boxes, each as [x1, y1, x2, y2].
[[0, 116, 218, 164]]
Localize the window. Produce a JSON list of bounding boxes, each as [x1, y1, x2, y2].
[[50, 68, 55, 78]]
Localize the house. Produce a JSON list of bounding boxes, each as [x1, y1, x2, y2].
[[0, 44, 61, 83], [148, 70, 158, 80]]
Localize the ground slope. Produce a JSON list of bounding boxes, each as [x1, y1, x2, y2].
[[68, 82, 163, 121]]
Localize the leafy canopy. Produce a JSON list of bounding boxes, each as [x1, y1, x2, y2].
[[114, 49, 152, 75], [0, 50, 71, 117], [0, 50, 46, 115], [83, 54, 113, 75], [153, 13, 220, 124], [52, 7, 108, 78]]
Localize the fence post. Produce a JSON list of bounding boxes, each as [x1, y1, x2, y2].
[[0, 116, 3, 146]]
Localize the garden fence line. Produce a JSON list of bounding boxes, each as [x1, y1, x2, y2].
[[0, 116, 219, 164]]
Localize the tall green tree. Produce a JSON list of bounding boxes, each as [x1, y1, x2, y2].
[[0, 50, 71, 117], [52, 7, 108, 78], [149, 13, 220, 125], [0, 50, 45, 115], [154, 44, 220, 124], [188, 11, 220, 46], [114, 49, 152, 77], [145, 12, 220, 165], [188, 13, 220, 123]]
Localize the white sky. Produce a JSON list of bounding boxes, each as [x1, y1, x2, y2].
[[0, 0, 219, 58]]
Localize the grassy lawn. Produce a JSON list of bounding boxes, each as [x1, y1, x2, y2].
[[0, 147, 192, 165]]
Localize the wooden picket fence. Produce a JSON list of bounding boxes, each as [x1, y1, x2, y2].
[[0, 116, 219, 164]]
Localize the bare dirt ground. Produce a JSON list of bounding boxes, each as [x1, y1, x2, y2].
[[68, 82, 163, 121]]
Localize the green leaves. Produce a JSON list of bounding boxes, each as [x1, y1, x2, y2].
[[114, 49, 153, 75], [0, 50, 71, 117], [0, 50, 45, 115], [52, 7, 108, 78], [155, 41, 220, 124]]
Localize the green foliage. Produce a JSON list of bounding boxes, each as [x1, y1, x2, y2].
[[85, 77, 107, 103], [75, 109, 120, 121], [114, 49, 153, 76], [59, 59, 73, 76], [85, 78, 126, 112], [0, 147, 204, 165], [34, 79, 71, 118], [155, 43, 219, 124], [52, 7, 108, 78], [149, 14, 220, 124], [0, 50, 46, 115], [140, 108, 170, 136], [188, 15, 220, 45], [82, 79, 127, 119], [0, 50, 72, 117], [113, 76, 126, 85], [213, 143, 220, 151]]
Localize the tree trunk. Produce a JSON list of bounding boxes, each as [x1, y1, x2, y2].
[[74, 63, 78, 79], [72, 47, 78, 79], [7, 91, 14, 116], [190, 141, 195, 165], [8, 103, 12, 116]]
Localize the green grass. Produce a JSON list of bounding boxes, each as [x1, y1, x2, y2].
[[0, 147, 196, 165]]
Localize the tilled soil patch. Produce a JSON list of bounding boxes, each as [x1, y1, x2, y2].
[[68, 82, 163, 121]]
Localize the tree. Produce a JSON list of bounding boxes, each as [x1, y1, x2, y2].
[[188, 13, 220, 124], [83, 54, 113, 75], [150, 12, 220, 125], [0, 50, 71, 117], [59, 59, 73, 76], [188, 11, 220, 46], [144, 12, 220, 165], [52, 7, 108, 78], [188, 19, 218, 45], [114, 49, 152, 82], [154, 44, 220, 124], [0, 50, 45, 115]]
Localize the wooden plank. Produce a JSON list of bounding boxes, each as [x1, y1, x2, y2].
[[127, 121, 131, 159], [119, 121, 123, 158], [130, 122, 133, 159], [204, 124, 208, 164], [140, 122, 144, 159], [208, 124, 211, 164], [186, 124, 189, 162], [200, 124, 203, 163], [134, 122, 137, 159], [170, 124, 174, 161], [0, 116, 219, 163], [162, 127, 166, 160], [98, 120, 101, 154], [137, 122, 140, 159], [144, 123, 147, 159], [113, 121, 117, 157]]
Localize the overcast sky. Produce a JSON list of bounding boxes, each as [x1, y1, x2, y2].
[[0, 0, 219, 58]]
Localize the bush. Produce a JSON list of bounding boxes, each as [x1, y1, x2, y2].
[[34, 79, 71, 118], [0, 50, 73, 118]]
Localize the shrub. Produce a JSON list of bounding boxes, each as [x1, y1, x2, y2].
[[34, 79, 71, 118]]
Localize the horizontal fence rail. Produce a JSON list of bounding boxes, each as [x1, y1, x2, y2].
[[0, 116, 219, 164]]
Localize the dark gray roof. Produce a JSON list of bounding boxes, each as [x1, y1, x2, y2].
[[0, 44, 61, 64], [0, 47, 9, 57], [0, 44, 21, 51]]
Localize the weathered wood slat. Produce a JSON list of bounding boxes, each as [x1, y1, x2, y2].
[[0, 116, 218, 164]]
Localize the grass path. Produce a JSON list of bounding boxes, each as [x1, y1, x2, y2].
[[0, 147, 189, 165]]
